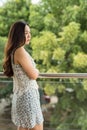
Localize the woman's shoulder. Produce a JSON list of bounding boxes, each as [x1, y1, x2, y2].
[[15, 47, 30, 58], [14, 47, 32, 64], [15, 47, 25, 55]]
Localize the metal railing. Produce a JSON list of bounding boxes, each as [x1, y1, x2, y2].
[[0, 72, 87, 79]]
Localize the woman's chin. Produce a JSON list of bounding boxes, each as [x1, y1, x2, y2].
[[25, 41, 30, 45]]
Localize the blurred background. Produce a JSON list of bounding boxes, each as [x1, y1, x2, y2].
[[0, 0, 87, 130]]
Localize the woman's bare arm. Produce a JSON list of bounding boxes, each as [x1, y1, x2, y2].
[[14, 47, 39, 80]]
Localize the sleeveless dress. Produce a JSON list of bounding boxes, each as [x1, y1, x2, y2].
[[11, 52, 44, 128]]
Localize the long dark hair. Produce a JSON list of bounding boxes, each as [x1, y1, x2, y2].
[[3, 20, 27, 77]]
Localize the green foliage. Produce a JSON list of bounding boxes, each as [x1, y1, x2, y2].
[[80, 31, 87, 43], [79, 31, 87, 53], [56, 123, 70, 130], [58, 22, 80, 48], [77, 109, 87, 130], [0, 37, 7, 71], [77, 1, 87, 30], [0, 80, 13, 98], [31, 31, 58, 72], [50, 80, 87, 130], [52, 48, 65, 61], [62, 5, 80, 25], [73, 52, 87, 72], [44, 83, 56, 95], [0, 0, 31, 36], [29, 4, 44, 34], [44, 13, 58, 33], [82, 80, 87, 91]]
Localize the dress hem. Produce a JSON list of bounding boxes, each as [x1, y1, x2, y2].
[[12, 120, 44, 129]]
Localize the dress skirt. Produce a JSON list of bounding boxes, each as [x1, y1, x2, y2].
[[11, 88, 44, 128]]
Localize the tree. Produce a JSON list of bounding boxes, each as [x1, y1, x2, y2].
[[0, 0, 31, 36], [30, 0, 87, 129], [29, 4, 45, 37], [0, 37, 7, 71]]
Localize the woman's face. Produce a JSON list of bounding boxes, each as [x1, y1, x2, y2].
[[24, 25, 31, 45]]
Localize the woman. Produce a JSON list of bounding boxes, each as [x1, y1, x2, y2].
[[3, 20, 44, 130]]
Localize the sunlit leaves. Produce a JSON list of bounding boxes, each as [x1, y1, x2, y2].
[[73, 53, 87, 72], [44, 83, 56, 95], [44, 13, 58, 33], [58, 22, 80, 47], [82, 80, 87, 91], [47, 66, 60, 73], [29, 5, 44, 31], [31, 31, 58, 71], [80, 31, 87, 42], [57, 84, 65, 93], [52, 48, 65, 61], [62, 5, 80, 24]]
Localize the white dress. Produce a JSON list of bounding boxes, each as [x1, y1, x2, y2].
[[11, 53, 44, 128]]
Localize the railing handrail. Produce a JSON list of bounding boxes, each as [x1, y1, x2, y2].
[[39, 73, 87, 78], [0, 72, 87, 78]]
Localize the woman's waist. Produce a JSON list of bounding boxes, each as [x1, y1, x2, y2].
[[13, 81, 39, 92], [13, 84, 38, 96], [12, 86, 39, 98]]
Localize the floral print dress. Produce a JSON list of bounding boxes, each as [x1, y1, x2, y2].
[[11, 53, 44, 128]]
